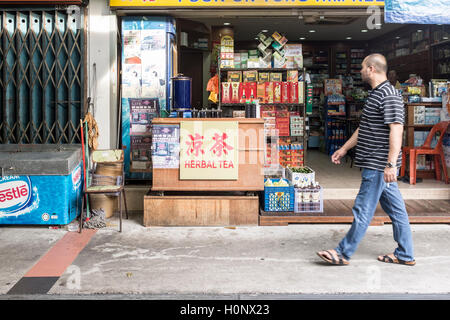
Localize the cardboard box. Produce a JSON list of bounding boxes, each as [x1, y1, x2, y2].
[[243, 70, 258, 82], [233, 110, 246, 118], [230, 82, 241, 104], [221, 82, 232, 104], [227, 71, 242, 82], [281, 82, 290, 103], [259, 72, 270, 82], [265, 82, 274, 103], [257, 82, 266, 102], [270, 73, 282, 82], [289, 82, 299, 103], [273, 82, 282, 103], [287, 70, 298, 82]]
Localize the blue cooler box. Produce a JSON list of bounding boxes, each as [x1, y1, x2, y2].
[[0, 145, 83, 225]]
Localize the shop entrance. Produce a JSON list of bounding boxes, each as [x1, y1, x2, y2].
[[113, 6, 449, 225], [169, 9, 449, 196]]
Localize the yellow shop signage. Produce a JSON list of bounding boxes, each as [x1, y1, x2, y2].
[[110, 0, 385, 8]]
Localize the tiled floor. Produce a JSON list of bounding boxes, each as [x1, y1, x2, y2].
[[306, 149, 450, 200]]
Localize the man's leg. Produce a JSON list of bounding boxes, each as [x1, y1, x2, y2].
[[378, 182, 415, 262], [334, 168, 385, 260]]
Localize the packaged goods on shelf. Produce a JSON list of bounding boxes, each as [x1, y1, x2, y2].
[[259, 72, 270, 82], [257, 82, 266, 101], [273, 82, 282, 103], [243, 70, 258, 82], [270, 73, 282, 82], [289, 82, 299, 103], [227, 71, 242, 82], [247, 57, 260, 68], [430, 79, 448, 97], [221, 82, 232, 103], [265, 82, 274, 103], [414, 105, 426, 124], [232, 110, 246, 118], [231, 82, 241, 103], [281, 82, 290, 103], [220, 35, 234, 68], [271, 31, 288, 47], [287, 70, 299, 82]]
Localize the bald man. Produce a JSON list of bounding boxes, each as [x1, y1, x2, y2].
[[317, 53, 415, 266]]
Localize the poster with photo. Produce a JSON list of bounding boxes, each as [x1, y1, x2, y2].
[[130, 135, 152, 172], [151, 124, 180, 169], [129, 98, 159, 135]]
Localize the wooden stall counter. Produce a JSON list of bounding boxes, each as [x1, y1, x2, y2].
[[144, 118, 265, 226]]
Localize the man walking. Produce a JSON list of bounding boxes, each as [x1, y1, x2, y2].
[[316, 53, 415, 266]]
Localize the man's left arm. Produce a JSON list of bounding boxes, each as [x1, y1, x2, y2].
[[385, 123, 403, 183]]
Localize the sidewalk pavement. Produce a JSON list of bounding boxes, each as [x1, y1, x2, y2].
[[1, 213, 450, 298]]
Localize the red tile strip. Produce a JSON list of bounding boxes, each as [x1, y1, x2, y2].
[[24, 229, 97, 278]]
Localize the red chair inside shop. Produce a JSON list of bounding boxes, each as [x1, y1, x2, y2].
[[400, 121, 450, 185]]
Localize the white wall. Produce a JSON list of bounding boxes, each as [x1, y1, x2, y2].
[[87, 0, 118, 149]]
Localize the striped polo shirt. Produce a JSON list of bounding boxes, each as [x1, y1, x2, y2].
[[354, 80, 404, 171]]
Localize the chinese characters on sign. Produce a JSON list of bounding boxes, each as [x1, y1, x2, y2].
[[180, 121, 239, 180]]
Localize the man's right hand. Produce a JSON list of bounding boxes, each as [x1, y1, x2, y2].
[[331, 148, 347, 165]]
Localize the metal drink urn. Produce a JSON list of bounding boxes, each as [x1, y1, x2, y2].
[[171, 74, 192, 111]]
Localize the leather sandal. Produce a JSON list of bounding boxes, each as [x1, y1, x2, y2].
[[378, 254, 416, 266], [316, 250, 349, 266]]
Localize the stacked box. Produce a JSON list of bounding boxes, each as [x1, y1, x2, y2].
[[290, 116, 304, 136], [233, 53, 241, 68], [263, 111, 277, 136], [285, 44, 303, 69], [414, 105, 425, 124], [276, 117, 290, 136], [240, 51, 248, 69], [425, 108, 441, 125], [198, 38, 208, 49], [220, 35, 234, 68], [290, 143, 304, 167]]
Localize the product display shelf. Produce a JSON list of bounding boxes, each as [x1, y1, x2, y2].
[[404, 102, 444, 180], [218, 63, 308, 167]]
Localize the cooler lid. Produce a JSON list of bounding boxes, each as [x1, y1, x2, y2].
[[0, 144, 82, 176]]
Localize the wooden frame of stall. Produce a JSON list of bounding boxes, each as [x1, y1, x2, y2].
[[144, 118, 265, 226]]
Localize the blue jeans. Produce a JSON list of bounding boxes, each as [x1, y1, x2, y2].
[[335, 168, 415, 262]]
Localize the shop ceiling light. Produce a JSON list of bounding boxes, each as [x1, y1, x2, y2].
[[443, 36, 449, 40], [309, 30, 316, 33], [300, 37, 306, 40], [224, 22, 231, 25], [262, 29, 268, 33], [361, 29, 368, 33], [417, 29, 422, 32], [346, 37, 352, 40], [396, 36, 401, 39]]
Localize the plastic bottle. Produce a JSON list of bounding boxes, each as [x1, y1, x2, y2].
[[311, 181, 320, 211], [303, 182, 311, 211]]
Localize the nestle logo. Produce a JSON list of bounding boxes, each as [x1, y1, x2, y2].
[[0, 179, 32, 213]]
